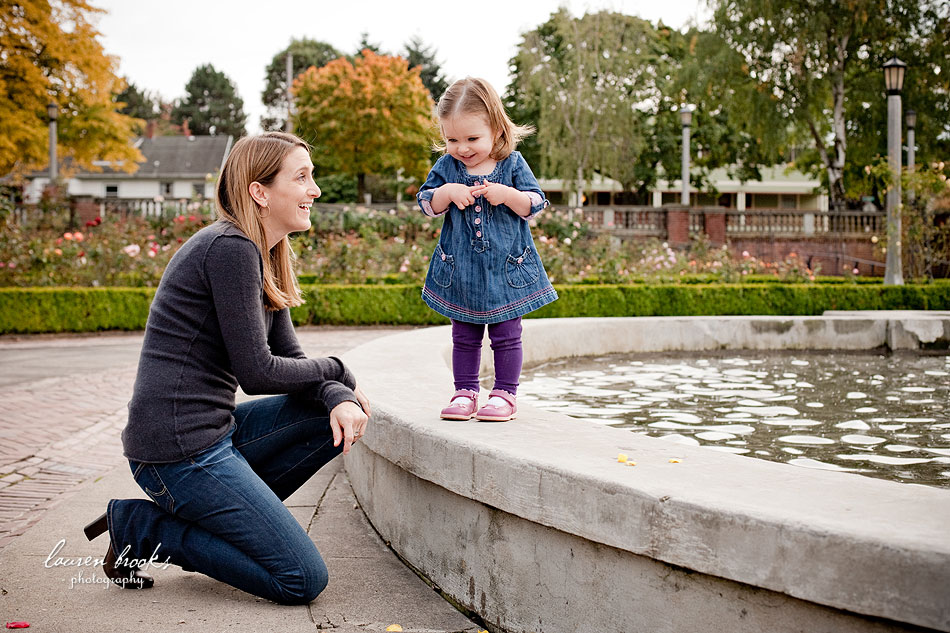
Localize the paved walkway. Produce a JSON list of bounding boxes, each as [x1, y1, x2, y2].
[[0, 327, 481, 632]]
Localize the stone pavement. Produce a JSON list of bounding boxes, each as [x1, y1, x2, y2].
[[0, 327, 482, 632], [0, 335, 141, 550]]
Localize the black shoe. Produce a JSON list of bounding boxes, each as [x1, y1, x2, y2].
[[102, 542, 154, 589], [83, 512, 108, 540], [84, 511, 154, 589]]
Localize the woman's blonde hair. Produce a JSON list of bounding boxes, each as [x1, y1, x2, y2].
[[215, 131, 308, 311], [435, 77, 534, 160]]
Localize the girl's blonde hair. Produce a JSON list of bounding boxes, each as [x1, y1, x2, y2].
[[435, 77, 534, 160], [215, 131, 307, 311]]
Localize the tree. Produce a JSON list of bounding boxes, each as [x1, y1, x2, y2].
[[355, 32, 384, 56], [710, 0, 942, 210], [0, 0, 141, 176], [509, 10, 679, 202], [838, 4, 950, 205], [403, 36, 449, 102], [115, 80, 157, 135], [293, 50, 435, 201], [172, 64, 247, 137], [260, 38, 340, 131], [668, 28, 791, 190]]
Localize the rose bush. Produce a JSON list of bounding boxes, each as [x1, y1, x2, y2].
[[1, 202, 828, 287]]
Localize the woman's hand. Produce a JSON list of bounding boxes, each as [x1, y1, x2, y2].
[[353, 383, 372, 420], [330, 385, 370, 455]]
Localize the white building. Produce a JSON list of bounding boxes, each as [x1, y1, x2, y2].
[[23, 135, 233, 203], [540, 164, 827, 210]]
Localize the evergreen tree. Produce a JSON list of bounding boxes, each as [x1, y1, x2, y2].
[[402, 36, 449, 102], [355, 32, 385, 55], [172, 64, 247, 137], [115, 80, 157, 135]]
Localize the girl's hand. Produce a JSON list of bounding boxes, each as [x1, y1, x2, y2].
[[444, 183, 476, 209], [470, 179, 512, 206]]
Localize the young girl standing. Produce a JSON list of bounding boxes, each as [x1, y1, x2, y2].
[[417, 77, 557, 422]]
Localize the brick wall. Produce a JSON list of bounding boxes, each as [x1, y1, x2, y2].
[[667, 208, 690, 246], [727, 237, 883, 276]]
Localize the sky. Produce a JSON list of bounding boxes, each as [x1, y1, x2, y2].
[[89, 0, 711, 134]]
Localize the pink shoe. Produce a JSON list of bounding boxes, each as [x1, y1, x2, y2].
[[475, 389, 517, 422], [440, 389, 479, 420]]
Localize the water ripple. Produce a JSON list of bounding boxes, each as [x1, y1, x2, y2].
[[520, 351, 950, 488]]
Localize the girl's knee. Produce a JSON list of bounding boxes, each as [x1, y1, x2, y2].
[[488, 318, 523, 346]]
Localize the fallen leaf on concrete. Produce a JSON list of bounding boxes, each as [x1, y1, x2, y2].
[[617, 453, 628, 463], [668, 458, 682, 463], [625, 460, 637, 466], [5, 624, 30, 629], [386, 626, 403, 632]]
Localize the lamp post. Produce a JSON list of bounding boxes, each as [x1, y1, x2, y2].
[[882, 57, 905, 285], [47, 101, 59, 184], [285, 52, 294, 133], [680, 105, 693, 207], [906, 109, 916, 206]]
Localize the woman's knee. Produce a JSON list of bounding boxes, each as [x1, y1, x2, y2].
[[271, 558, 329, 605]]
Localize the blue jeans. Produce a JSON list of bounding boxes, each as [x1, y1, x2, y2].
[[108, 395, 342, 605]]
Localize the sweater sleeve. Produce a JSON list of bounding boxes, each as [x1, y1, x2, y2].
[[203, 235, 358, 412], [267, 308, 306, 359], [268, 308, 357, 389]]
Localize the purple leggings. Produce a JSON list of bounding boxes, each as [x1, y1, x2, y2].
[[451, 317, 523, 395]]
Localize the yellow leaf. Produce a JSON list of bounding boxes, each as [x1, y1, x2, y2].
[[617, 453, 628, 463], [668, 458, 682, 463], [626, 460, 637, 466], [386, 626, 403, 632]]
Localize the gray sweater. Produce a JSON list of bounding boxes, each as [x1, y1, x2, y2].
[[122, 221, 357, 463]]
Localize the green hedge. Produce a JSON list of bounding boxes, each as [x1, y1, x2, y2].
[[531, 282, 950, 318], [0, 287, 156, 334], [2, 281, 948, 334], [291, 285, 447, 325]]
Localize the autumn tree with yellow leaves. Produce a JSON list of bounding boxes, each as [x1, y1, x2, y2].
[[292, 49, 435, 201], [0, 0, 142, 178]]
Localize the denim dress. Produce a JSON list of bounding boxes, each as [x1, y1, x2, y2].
[[417, 151, 558, 324]]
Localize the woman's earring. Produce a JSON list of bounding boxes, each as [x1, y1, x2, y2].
[[259, 204, 270, 218]]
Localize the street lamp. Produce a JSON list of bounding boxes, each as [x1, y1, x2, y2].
[[906, 109, 916, 206], [284, 52, 294, 133], [680, 105, 693, 207], [47, 101, 59, 184], [882, 57, 905, 285]]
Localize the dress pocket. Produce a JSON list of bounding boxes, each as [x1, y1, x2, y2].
[[133, 463, 176, 514], [505, 247, 541, 289], [431, 244, 455, 288]]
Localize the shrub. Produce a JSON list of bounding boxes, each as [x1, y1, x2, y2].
[[0, 287, 154, 333], [4, 282, 946, 334]]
